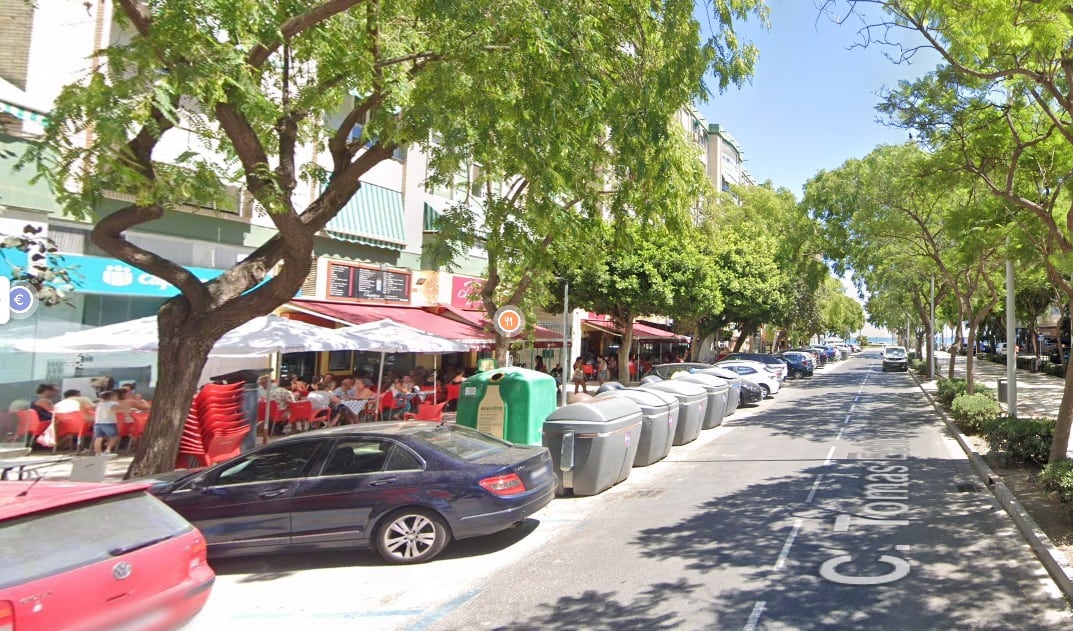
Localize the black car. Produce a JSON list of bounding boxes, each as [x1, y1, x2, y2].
[[642, 362, 716, 380], [143, 422, 556, 564], [881, 346, 909, 372], [738, 379, 764, 406]]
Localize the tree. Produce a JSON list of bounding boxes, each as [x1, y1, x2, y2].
[[1, 225, 77, 307], [27, 0, 768, 475]]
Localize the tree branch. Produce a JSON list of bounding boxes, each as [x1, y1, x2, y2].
[[247, 0, 367, 68]]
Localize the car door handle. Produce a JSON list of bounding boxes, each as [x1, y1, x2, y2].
[[370, 478, 398, 486], [259, 489, 288, 498]]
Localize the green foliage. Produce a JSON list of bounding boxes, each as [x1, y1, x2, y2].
[[981, 416, 1054, 465], [936, 378, 968, 406], [0, 225, 78, 306], [1039, 460, 1073, 504], [950, 393, 1001, 434]]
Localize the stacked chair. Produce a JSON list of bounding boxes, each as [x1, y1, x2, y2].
[[176, 381, 250, 469]]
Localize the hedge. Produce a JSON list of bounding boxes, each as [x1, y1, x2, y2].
[[979, 416, 1053, 465], [950, 393, 1001, 434], [1039, 460, 1073, 504], [936, 378, 967, 407]]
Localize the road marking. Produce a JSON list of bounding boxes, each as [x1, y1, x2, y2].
[[849, 403, 856, 412], [805, 474, 824, 504], [773, 519, 804, 570], [843, 414, 852, 424], [835, 428, 845, 441], [824, 445, 836, 465], [408, 588, 481, 630], [743, 601, 766, 631]]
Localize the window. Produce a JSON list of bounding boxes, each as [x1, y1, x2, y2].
[[215, 441, 321, 485], [410, 425, 511, 461], [470, 164, 484, 198], [320, 439, 421, 476]]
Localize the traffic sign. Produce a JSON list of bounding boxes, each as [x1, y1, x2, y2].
[[493, 305, 525, 338]]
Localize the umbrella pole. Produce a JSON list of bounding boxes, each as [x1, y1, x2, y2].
[[433, 355, 438, 405], [377, 352, 386, 420]]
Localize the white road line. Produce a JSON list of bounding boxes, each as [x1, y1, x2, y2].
[[773, 519, 804, 570], [849, 403, 856, 412], [853, 395, 860, 403], [835, 428, 844, 441], [843, 414, 852, 424], [805, 474, 824, 504], [743, 601, 766, 631], [824, 445, 836, 465]]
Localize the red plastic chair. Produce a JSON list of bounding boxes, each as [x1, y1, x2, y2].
[[286, 400, 314, 433], [377, 391, 395, 421], [14, 409, 39, 443], [256, 400, 286, 443], [52, 412, 87, 453], [403, 401, 447, 421], [445, 384, 461, 411]]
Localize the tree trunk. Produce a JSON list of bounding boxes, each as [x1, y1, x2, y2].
[[733, 324, 755, 352], [125, 329, 214, 478], [965, 323, 977, 394], [1053, 337, 1073, 463], [494, 334, 510, 368], [618, 324, 634, 383]]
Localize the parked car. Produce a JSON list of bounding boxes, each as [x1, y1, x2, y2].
[[144, 422, 556, 564], [1050, 348, 1070, 365], [815, 346, 838, 361], [642, 362, 716, 380], [881, 346, 909, 372], [737, 379, 765, 406], [777, 351, 814, 379], [0, 481, 215, 631], [714, 360, 782, 397], [793, 347, 827, 367], [1040, 336, 1058, 354], [995, 343, 1018, 356], [722, 353, 788, 380]]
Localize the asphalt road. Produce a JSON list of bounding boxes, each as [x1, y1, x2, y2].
[[188, 353, 1073, 630]]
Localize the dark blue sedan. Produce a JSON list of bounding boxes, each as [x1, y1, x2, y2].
[[143, 422, 556, 564]]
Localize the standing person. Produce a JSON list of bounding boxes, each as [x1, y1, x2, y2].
[[257, 376, 272, 401], [533, 356, 546, 373], [268, 378, 295, 435], [93, 390, 128, 455], [571, 359, 588, 394], [597, 356, 609, 385]]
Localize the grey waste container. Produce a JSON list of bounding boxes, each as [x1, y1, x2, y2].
[[642, 380, 707, 446], [997, 378, 1007, 403], [841, 349, 851, 361], [594, 387, 679, 467], [697, 367, 741, 416], [676, 373, 729, 429], [543, 398, 643, 496]]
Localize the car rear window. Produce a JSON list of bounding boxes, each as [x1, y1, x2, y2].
[[0, 491, 193, 589], [411, 425, 512, 461]]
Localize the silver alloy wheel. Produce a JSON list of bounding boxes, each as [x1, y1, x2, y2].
[[759, 383, 771, 398], [376, 508, 449, 564]]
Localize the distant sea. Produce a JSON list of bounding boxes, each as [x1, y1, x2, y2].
[[862, 336, 895, 346]]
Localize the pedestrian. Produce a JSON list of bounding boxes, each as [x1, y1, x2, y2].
[[93, 390, 127, 455], [572, 359, 588, 394], [597, 356, 609, 385], [534, 356, 546, 373]]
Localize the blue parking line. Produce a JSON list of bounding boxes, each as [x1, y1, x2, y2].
[[407, 588, 481, 630]]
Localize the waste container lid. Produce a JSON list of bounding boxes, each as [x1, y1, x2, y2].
[[697, 366, 741, 383], [546, 397, 643, 423], [642, 380, 707, 398], [675, 373, 730, 391], [594, 387, 680, 412]]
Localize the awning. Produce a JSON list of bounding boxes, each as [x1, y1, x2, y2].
[[582, 318, 688, 342], [324, 181, 407, 250], [0, 78, 49, 126], [429, 303, 564, 347], [287, 299, 494, 348]]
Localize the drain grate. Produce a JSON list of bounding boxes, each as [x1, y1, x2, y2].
[[633, 489, 665, 499], [956, 483, 984, 493]]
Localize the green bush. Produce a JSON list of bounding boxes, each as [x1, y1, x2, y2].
[[1039, 459, 1073, 503], [950, 393, 1001, 434], [911, 359, 927, 375], [1050, 364, 1067, 379], [980, 416, 1054, 465], [936, 378, 968, 406]]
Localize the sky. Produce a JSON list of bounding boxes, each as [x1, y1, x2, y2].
[[694, 0, 936, 197], [693, 1, 939, 340]]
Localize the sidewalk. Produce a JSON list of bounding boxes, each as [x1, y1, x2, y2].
[[921, 351, 1066, 419]]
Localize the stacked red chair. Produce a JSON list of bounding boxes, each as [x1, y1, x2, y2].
[[176, 381, 250, 468]]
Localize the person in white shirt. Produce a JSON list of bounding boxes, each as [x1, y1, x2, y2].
[[305, 384, 339, 427], [53, 389, 95, 421], [93, 390, 130, 455]]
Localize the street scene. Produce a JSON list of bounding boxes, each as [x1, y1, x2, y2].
[[6, 2, 1073, 631]]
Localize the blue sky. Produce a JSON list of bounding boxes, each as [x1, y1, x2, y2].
[[695, 1, 936, 197]]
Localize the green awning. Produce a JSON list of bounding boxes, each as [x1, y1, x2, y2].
[[324, 181, 406, 250], [0, 101, 47, 126], [423, 202, 441, 231]]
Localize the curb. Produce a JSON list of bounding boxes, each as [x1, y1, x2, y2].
[[912, 371, 1073, 603]]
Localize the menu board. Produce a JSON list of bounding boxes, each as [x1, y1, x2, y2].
[[327, 262, 411, 303]]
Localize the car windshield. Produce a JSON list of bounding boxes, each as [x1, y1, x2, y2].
[[884, 347, 907, 359], [411, 424, 512, 461], [0, 491, 193, 589]]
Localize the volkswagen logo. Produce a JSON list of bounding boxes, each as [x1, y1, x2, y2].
[[112, 562, 133, 581]]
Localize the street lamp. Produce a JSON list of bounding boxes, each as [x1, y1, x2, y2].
[[561, 277, 570, 407]]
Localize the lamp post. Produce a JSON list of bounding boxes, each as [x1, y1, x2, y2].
[[561, 278, 571, 407]]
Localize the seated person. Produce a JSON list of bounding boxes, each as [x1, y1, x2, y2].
[[52, 389, 95, 421], [305, 383, 339, 427], [386, 379, 412, 419]]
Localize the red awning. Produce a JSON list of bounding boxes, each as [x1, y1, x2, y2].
[[582, 319, 688, 342], [287, 299, 493, 347], [427, 304, 564, 347]]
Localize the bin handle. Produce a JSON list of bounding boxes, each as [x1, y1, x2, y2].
[[561, 429, 575, 471]]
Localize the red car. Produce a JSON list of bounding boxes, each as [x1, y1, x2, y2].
[[0, 480, 215, 631]]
